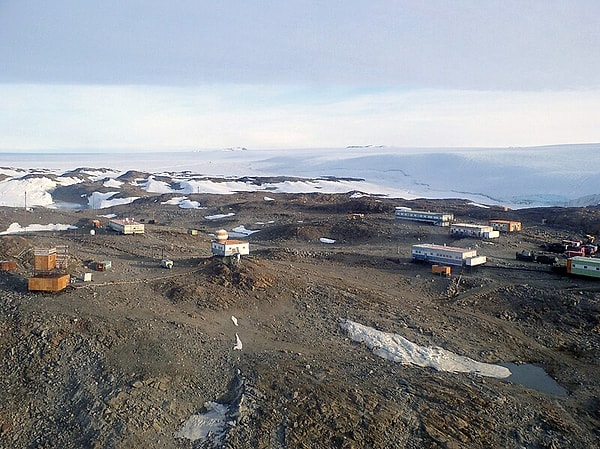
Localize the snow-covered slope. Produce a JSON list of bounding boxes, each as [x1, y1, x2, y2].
[[0, 144, 597, 209]]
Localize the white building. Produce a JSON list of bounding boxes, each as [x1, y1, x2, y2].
[[395, 208, 454, 226], [411, 243, 487, 267], [108, 218, 145, 235], [211, 240, 249, 257], [450, 223, 499, 239], [211, 229, 249, 258]]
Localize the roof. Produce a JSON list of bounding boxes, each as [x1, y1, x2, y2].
[[571, 256, 600, 264], [412, 243, 475, 254], [452, 223, 493, 229], [213, 239, 248, 245], [109, 218, 143, 225]]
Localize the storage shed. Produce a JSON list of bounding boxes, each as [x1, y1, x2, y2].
[[34, 247, 57, 271], [489, 220, 522, 232], [450, 223, 500, 239], [108, 218, 145, 235], [95, 260, 112, 271], [395, 208, 454, 226], [411, 243, 487, 267], [28, 274, 70, 292]]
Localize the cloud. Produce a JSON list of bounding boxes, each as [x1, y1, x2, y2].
[[0, 84, 599, 150], [0, 1, 598, 90]]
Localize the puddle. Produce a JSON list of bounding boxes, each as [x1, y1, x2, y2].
[[500, 363, 567, 396]]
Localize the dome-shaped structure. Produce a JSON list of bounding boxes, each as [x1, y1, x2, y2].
[[216, 229, 228, 242]]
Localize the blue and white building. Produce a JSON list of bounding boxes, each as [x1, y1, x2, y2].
[[411, 243, 487, 267]]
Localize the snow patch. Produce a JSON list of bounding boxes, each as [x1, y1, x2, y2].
[[233, 333, 243, 351], [174, 401, 229, 443], [341, 319, 511, 379], [230, 225, 259, 237], [0, 222, 78, 235], [205, 212, 235, 220]]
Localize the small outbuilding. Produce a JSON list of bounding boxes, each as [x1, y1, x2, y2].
[[28, 273, 70, 292]]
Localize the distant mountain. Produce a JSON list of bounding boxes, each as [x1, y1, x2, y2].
[[0, 145, 597, 209]]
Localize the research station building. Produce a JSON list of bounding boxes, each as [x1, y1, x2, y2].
[[108, 218, 145, 235], [395, 208, 454, 226], [411, 243, 487, 267], [450, 223, 500, 239], [489, 219, 522, 232], [211, 229, 249, 258]]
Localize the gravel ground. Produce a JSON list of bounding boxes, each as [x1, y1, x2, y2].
[[0, 193, 598, 448]]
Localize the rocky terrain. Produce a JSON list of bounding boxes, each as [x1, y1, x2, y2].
[[0, 192, 598, 448]]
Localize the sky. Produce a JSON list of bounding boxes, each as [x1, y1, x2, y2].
[[0, 1, 599, 151]]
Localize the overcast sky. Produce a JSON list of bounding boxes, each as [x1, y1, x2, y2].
[[1, 0, 599, 151]]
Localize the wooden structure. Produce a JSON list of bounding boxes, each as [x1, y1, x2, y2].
[[28, 274, 70, 292], [34, 247, 56, 271], [29, 246, 70, 292], [33, 246, 68, 272]]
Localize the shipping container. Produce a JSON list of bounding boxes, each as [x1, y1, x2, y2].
[[431, 265, 451, 276]]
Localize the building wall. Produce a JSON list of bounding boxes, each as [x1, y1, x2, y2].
[[568, 257, 600, 278], [34, 253, 56, 271], [28, 274, 70, 292], [450, 224, 499, 239], [489, 220, 522, 232], [395, 210, 453, 226], [108, 220, 145, 234], [211, 241, 249, 257], [412, 245, 473, 266]]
